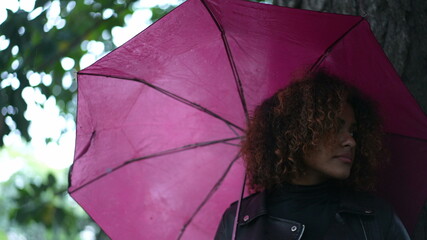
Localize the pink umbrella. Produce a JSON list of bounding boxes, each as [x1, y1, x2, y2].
[[68, 0, 427, 239]]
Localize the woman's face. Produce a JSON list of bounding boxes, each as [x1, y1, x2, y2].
[[292, 102, 357, 185]]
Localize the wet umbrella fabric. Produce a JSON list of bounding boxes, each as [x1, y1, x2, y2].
[[68, 0, 427, 239]]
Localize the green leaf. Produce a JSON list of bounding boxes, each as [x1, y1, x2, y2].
[[47, 173, 56, 187]]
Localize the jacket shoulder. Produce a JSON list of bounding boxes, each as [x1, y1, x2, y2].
[[214, 192, 264, 240], [223, 192, 265, 222], [340, 190, 410, 240], [340, 190, 393, 213]]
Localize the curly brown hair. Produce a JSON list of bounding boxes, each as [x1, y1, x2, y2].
[[241, 70, 384, 192]]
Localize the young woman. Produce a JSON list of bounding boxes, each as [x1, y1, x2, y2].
[[215, 71, 410, 240]]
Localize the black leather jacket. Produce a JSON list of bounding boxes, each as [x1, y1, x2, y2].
[[215, 190, 411, 240]]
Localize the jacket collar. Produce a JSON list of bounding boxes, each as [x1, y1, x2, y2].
[[237, 192, 267, 225], [338, 190, 376, 216], [237, 188, 375, 225]]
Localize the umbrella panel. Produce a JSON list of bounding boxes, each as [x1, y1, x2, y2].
[[72, 142, 244, 239]]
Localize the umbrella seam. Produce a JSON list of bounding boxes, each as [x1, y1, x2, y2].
[[386, 132, 427, 143], [78, 72, 245, 133], [68, 136, 242, 194], [177, 152, 242, 240], [309, 17, 365, 72], [200, 0, 250, 124]]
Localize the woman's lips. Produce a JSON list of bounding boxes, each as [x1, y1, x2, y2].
[[336, 156, 353, 164], [334, 153, 353, 164]]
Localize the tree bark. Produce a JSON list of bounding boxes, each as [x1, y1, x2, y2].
[[273, 0, 427, 113]]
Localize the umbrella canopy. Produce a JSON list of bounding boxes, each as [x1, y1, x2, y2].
[[68, 0, 427, 239]]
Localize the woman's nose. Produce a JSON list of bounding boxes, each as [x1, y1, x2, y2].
[[341, 131, 356, 148]]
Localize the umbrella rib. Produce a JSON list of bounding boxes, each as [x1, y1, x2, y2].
[[226, 120, 242, 138], [386, 132, 427, 143], [68, 136, 242, 194], [177, 152, 241, 240], [126, 137, 242, 164], [200, 0, 250, 124], [78, 72, 245, 132], [309, 17, 365, 72], [221, 141, 241, 147]]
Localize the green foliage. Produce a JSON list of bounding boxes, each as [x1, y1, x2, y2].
[[150, 5, 176, 22], [1, 171, 109, 239], [0, 0, 175, 146]]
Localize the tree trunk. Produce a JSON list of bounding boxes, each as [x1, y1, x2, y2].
[[273, 0, 427, 114]]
